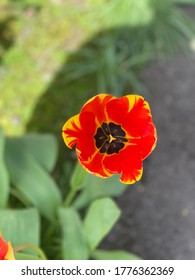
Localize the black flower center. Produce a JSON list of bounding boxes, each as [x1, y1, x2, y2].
[[94, 122, 128, 154]]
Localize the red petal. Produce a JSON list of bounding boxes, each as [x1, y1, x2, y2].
[[81, 94, 114, 125], [103, 145, 143, 184], [131, 124, 157, 159], [62, 111, 96, 148], [78, 151, 112, 178], [62, 113, 81, 148], [75, 132, 97, 163], [106, 95, 153, 137], [79, 110, 97, 136], [62, 94, 116, 172], [106, 95, 130, 124], [106, 94, 157, 160], [62, 94, 114, 150], [0, 236, 8, 260]]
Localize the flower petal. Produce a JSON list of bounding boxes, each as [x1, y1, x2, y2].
[[5, 242, 15, 260], [131, 124, 157, 159], [0, 232, 15, 260], [106, 95, 153, 137], [124, 95, 154, 138], [81, 93, 114, 125], [106, 94, 157, 159], [62, 111, 96, 148], [78, 151, 112, 178], [75, 132, 96, 163], [62, 94, 116, 170], [62, 94, 114, 149], [0, 235, 8, 260], [103, 145, 143, 184], [62, 113, 81, 148]]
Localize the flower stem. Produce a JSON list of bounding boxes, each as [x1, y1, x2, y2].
[[14, 243, 47, 260], [63, 188, 77, 207]]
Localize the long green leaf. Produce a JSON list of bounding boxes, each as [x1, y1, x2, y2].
[[0, 208, 40, 246], [0, 129, 9, 208], [58, 207, 89, 260], [83, 198, 121, 251], [14, 134, 58, 172], [73, 174, 127, 209], [15, 252, 42, 260], [92, 249, 141, 260], [5, 137, 62, 220]]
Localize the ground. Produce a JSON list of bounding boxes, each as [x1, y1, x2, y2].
[[102, 50, 195, 259]]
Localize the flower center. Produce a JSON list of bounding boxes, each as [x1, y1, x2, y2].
[[94, 122, 128, 154]]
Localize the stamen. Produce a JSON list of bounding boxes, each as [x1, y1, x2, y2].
[[109, 134, 116, 143], [94, 122, 127, 154]]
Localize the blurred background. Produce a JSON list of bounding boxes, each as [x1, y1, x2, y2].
[[1, 0, 195, 259]]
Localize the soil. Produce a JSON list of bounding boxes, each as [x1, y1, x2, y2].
[[101, 51, 195, 260]]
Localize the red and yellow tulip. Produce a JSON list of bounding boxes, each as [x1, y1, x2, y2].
[[0, 232, 15, 260], [62, 94, 157, 184]]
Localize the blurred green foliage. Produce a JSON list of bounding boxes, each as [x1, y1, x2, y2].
[[0, 131, 135, 259], [0, 0, 194, 136]]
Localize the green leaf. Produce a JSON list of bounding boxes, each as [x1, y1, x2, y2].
[[58, 207, 89, 260], [0, 130, 9, 208], [83, 198, 121, 251], [5, 137, 62, 220], [14, 134, 58, 172], [73, 174, 127, 209], [92, 249, 141, 260], [0, 208, 40, 246], [15, 252, 42, 260], [70, 162, 87, 191]]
